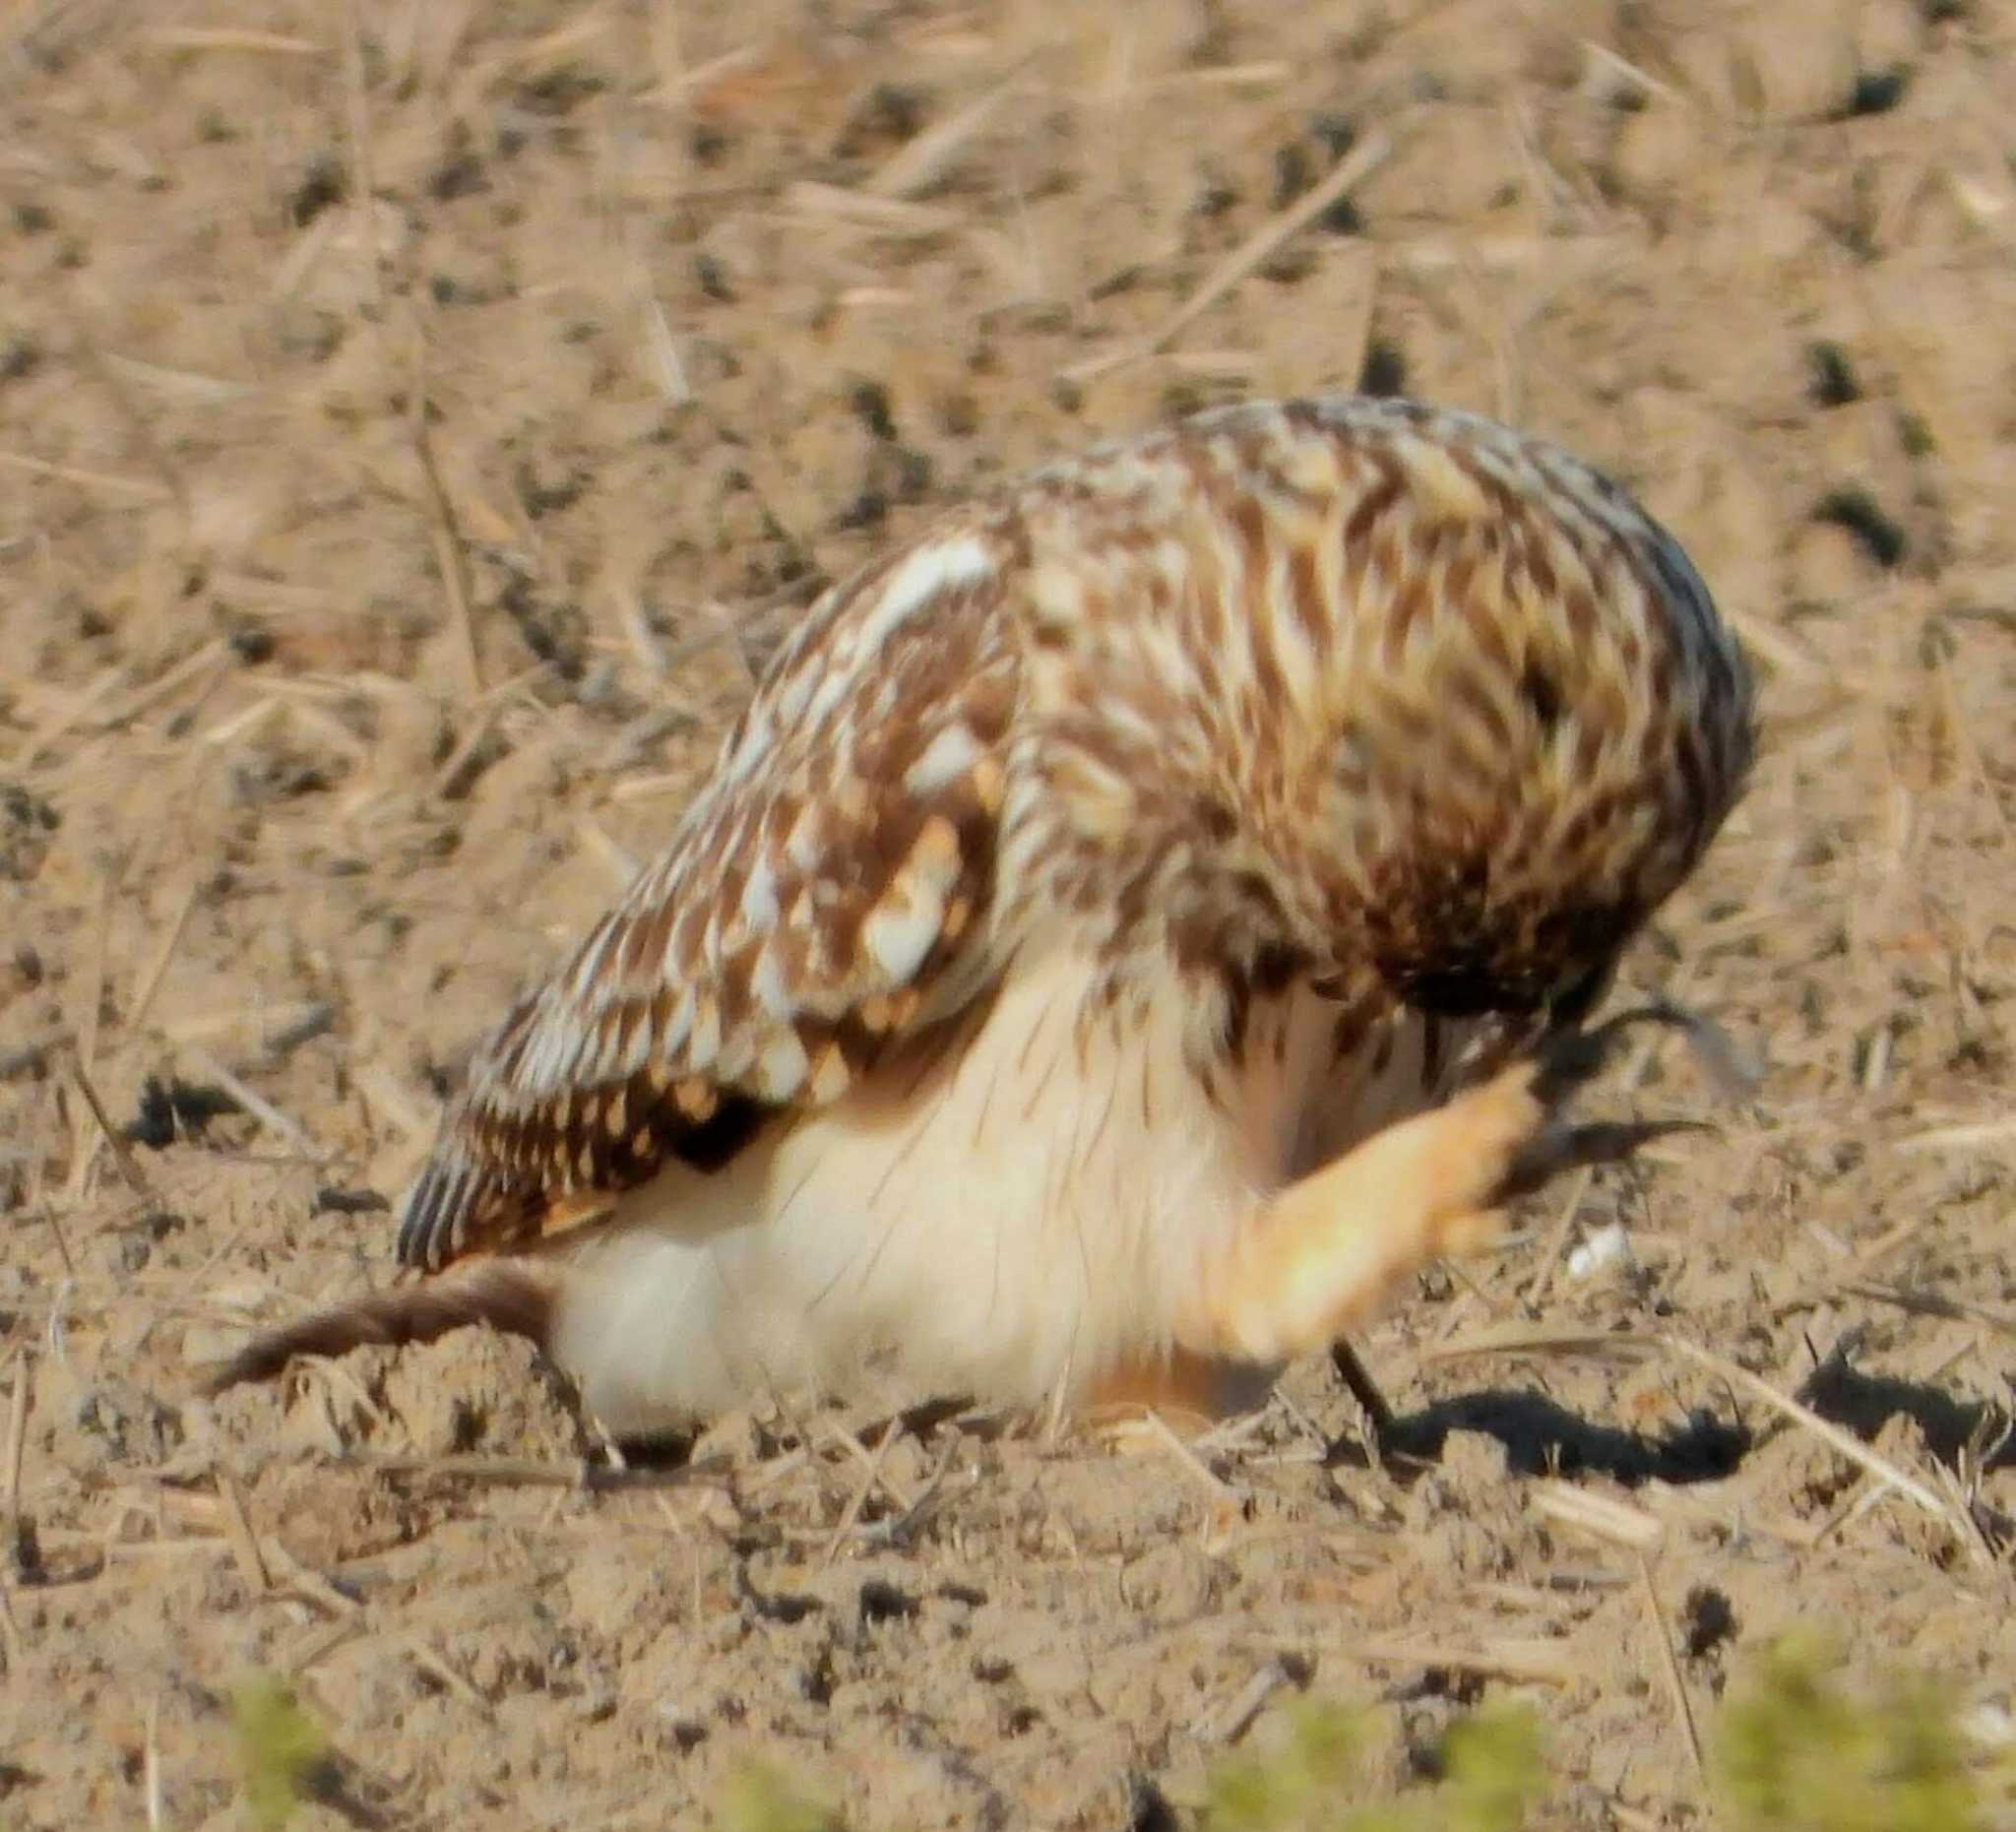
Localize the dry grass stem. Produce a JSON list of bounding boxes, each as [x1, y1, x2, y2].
[[283, 1616, 368, 1680], [1352, 1637, 1579, 1688], [0, 449, 176, 501], [400, 1632, 493, 1717], [1660, 1337, 1970, 1541], [158, 998, 331, 1050], [267, 1542, 362, 1620], [1843, 1279, 2016, 1340], [1148, 61, 1294, 92], [144, 27, 322, 54], [0, 1576, 25, 1674], [1199, 1656, 1304, 1745], [97, 641, 230, 733], [142, 1691, 163, 1832], [1635, 1552, 1706, 1786], [1896, 1116, 2016, 1153], [1523, 1165, 1597, 1310], [1530, 1480, 1665, 1551], [866, 72, 1025, 199], [1419, 1325, 1660, 1366], [3, 1352, 30, 1523], [352, 1065, 438, 1143], [821, 1421, 902, 1564], [339, 0, 384, 318], [1066, 128, 1391, 381], [62, 868, 114, 1202], [69, 1059, 152, 1199], [350, 1451, 730, 1492], [214, 1470, 271, 1595], [782, 180, 964, 236], [408, 370, 484, 702]]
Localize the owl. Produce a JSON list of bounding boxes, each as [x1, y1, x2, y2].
[[209, 396, 1753, 1435]]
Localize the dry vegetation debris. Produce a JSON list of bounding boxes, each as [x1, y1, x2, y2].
[[1, 0, 2013, 1826]]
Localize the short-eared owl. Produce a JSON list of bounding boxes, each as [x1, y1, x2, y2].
[[211, 396, 1752, 1433]]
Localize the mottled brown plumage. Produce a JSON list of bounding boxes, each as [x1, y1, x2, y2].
[[214, 395, 1753, 1432]]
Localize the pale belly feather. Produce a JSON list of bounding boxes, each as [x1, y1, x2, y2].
[[548, 950, 1473, 1433]]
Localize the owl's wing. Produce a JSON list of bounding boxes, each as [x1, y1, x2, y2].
[[398, 529, 1021, 1271]]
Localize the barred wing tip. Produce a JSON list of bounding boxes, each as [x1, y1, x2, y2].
[[394, 1151, 493, 1272], [394, 1132, 632, 1273]]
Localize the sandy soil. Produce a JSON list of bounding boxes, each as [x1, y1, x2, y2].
[[2, 2, 2013, 1826]]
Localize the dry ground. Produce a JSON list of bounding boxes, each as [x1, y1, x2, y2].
[[3, 1, 2014, 1827]]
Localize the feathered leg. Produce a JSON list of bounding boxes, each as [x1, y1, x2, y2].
[[1195, 1010, 1702, 1372]]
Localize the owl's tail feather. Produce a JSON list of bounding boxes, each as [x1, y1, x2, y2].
[[199, 1260, 556, 1396]]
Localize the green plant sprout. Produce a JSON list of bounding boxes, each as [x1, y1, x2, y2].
[[1202, 1698, 1545, 1832], [713, 1761, 851, 1832], [228, 1674, 334, 1832], [1713, 1634, 2011, 1832]]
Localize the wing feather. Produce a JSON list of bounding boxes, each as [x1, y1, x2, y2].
[[399, 526, 1021, 1270]]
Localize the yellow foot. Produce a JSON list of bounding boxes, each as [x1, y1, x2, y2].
[[1082, 1348, 1244, 1442], [1196, 1057, 1554, 1367]]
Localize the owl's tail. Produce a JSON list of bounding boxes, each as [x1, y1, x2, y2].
[[199, 1260, 556, 1396]]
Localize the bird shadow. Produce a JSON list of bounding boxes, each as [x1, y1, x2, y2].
[[1796, 1357, 2014, 1474], [1327, 1385, 1752, 1486], [1323, 1354, 2012, 1510], [600, 1352, 2010, 1514]]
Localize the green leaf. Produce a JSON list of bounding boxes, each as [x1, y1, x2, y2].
[[229, 1674, 331, 1832], [715, 1762, 850, 1832], [1712, 1636, 1984, 1832]]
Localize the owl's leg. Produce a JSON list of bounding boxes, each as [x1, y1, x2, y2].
[[1327, 1338, 1399, 1447], [1081, 1346, 1241, 1436], [1194, 1059, 1542, 1367], [1193, 1016, 1698, 1368], [1080, 1343, 1291, 1435]]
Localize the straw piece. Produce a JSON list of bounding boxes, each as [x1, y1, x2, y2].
[[3, 1352, 30, 1523], [1636, 1552, 1706, 1786], [214, 1470, 272, 1594], [1662, 1337, 1965, 1532], [782, 181, 964, 236], [0, 449, 175, 502], [866, 74, 1023, 200], [70, 1058, 153, 1198], [1352, 1636, 1579, 1688], [1530, 1479, 1665, 1551], [1064, 130, 1391, 381], [178, 1043, 324, 1160], [146, 27, 322, 53]]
